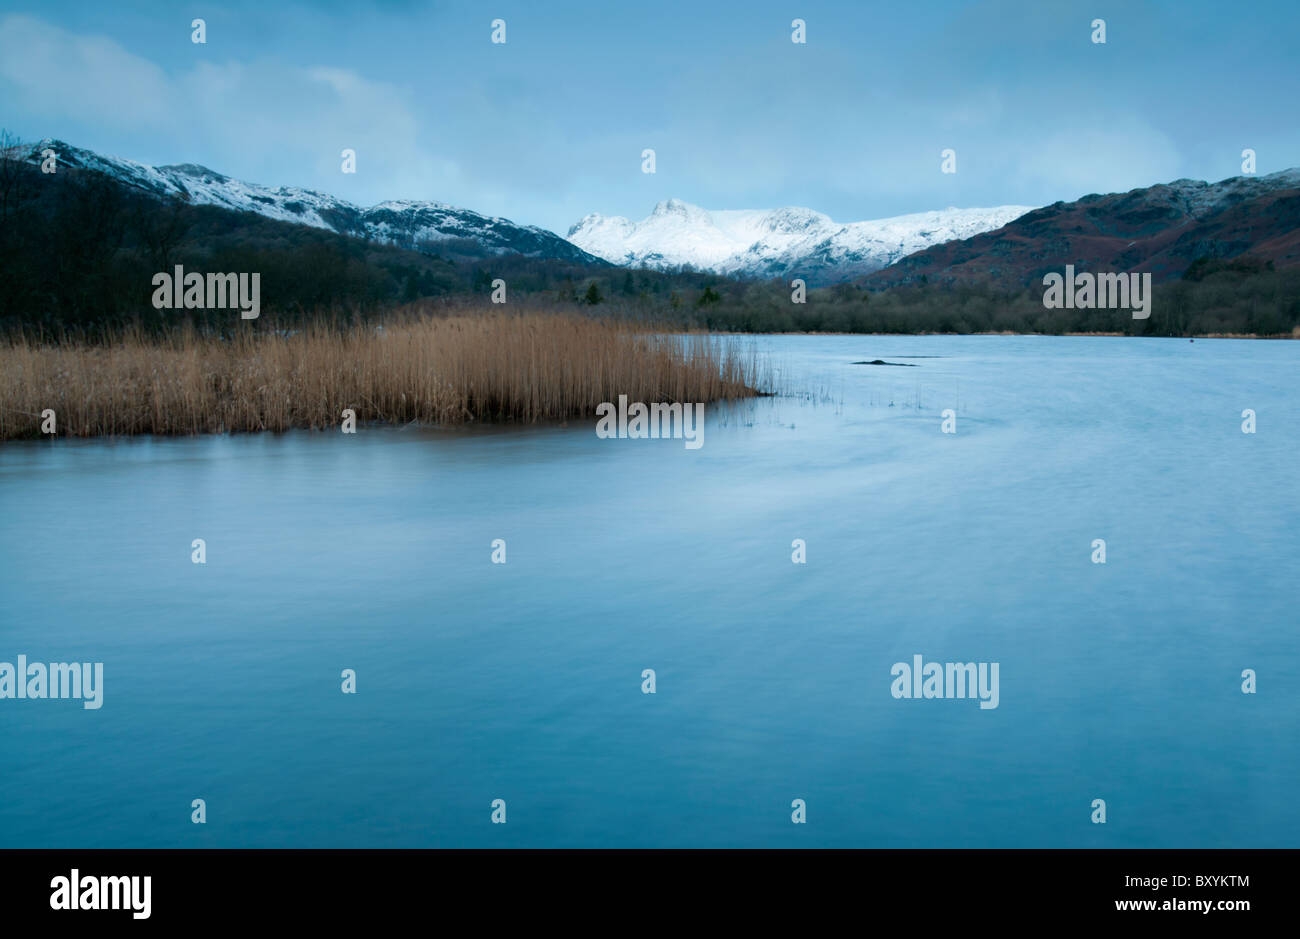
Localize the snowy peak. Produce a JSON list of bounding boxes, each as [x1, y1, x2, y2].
[[566, 199, 1037, 283], [757, 206, 834, 234], [650, 197, 713, 224], [14, 139, 599, 263]]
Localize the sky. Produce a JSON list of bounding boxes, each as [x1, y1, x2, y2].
[[1, 0, 1297, 237]]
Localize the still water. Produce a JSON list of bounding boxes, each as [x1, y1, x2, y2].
[[1, 335, 1297, 847]]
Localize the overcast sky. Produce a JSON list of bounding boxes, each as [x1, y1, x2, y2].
[[2, 0, 1297, 235]]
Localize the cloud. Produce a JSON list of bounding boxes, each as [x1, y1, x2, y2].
[[0, 14, 171, 128], [0, 13, 460, 205], [1011, 117, 1185, 202], [1, 4, 1279, 236]]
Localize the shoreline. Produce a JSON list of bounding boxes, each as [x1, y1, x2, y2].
[[704, 329, 1298, 339]]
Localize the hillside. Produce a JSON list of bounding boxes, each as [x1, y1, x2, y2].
[[866, 170, 1300, 289]]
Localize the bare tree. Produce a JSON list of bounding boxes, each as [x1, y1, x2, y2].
[[136, 195, 191, 273], [0, 129, 32, 229]]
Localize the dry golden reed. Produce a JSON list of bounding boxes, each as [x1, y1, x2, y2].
[[0, 312, 767, 439]]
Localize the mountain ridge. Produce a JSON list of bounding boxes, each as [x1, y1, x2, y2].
[[12, 139, 1298, 291], [13, 138, 604, 265], [567, 199, 1038, 284]]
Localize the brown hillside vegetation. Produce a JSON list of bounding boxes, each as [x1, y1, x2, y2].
[[868, 170, 1300, 289]]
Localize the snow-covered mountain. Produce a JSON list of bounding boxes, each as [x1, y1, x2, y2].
[[567, 199, 1037, 283], [13, 140, 1038, 280], [16, 139, 599, 263]]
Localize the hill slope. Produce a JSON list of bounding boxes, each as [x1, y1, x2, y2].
[[866, 169, 1300, 288]]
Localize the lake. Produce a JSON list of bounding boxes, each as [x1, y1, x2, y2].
[[1, 334, 1297, 847]]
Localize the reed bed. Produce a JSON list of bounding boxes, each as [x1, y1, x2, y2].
[[0, 312, 768, 439]]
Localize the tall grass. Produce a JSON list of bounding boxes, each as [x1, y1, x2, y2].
[[0, 312, 768, 439]]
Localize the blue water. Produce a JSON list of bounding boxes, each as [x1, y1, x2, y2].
[[1, 335, 1297, 847]]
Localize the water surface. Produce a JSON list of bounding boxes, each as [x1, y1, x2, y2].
[[1, 335, 1296, 847]]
